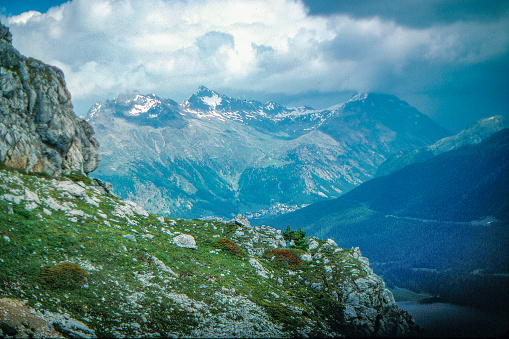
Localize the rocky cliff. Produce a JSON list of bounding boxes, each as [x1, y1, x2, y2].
[[0, 22, 99, 177], [0, 166, 418, 337]]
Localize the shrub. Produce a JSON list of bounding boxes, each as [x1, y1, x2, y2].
[[282, 226, 306, 249], [64, 171, 93, 185], [265, 249, 301, 267], [214, 238, 244, 256], [40, 262, 88, 289], [0, 322, 18, 336]]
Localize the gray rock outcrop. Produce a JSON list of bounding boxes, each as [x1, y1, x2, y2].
[[172, 234, 198, 249], [0, 22, 99, 176]]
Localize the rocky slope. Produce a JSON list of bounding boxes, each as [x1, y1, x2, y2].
[[86, 87, 449, 219], [377, 115, 509, 177], [0, 166, 418, 338], [0, 22, 99, 177]]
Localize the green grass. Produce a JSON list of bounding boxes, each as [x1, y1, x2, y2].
[[0, 166, 383, 337]]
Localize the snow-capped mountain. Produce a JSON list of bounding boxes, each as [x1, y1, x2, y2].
[[181, 85, 315, 123], [86, 87, 450, 219]]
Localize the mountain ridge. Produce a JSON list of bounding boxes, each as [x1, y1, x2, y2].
[[86, 87, 450, 219], [377, 115, 509, 177], [258, 127, 509, 312]]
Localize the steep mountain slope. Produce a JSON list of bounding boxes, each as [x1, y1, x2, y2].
[[0, 166, 418, 338], [261, 128, 509, 312], [377, 115, 509, 177], [86, 89, 449, 219], [0, 23, 99, 177], [0, 21, 419, 338]]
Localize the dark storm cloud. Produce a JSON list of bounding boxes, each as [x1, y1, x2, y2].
[[4, 0, 508, 131], [303, 0, 509, 28]]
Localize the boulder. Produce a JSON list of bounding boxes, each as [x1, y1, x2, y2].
[[234, 214, 251, 228], [172, 234, 197, 249]]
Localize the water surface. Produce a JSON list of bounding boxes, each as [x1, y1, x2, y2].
[[397, 301, 508, 337]]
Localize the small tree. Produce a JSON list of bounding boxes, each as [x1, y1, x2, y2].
[[282, 226, 306, 249], [282, 226, 294, 242], [293, 228, 306, 248]]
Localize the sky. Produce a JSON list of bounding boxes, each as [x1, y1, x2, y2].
[[1, 0, 508, 132]]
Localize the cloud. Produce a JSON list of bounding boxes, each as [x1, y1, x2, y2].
[[303, 0, 509, 28], [2, 0, 508, 127]]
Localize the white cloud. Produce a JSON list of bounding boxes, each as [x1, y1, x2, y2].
[[3, 0, 508, 112]]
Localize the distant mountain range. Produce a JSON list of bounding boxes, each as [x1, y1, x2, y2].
[[86, 87, 449, 219], [377, 115, 509, 177], [260, 127, 509, 312]]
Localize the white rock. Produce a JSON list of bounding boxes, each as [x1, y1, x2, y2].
[[326, 238, 338, 247], [67, 209, 85, 217], [235, 214, 251, 228], [24, 188, 40, 203], [125, 200, 149, 217], [42, 310, 96, 339], [52, 180, 87, 197], [249, 258, 269, 278], [25, 202, 38, 210], [44, 197, 67, 211], [308, 239, 319, 251], [344, 304, 358, 320], [2, 235, 10, 242], [2, 194, 22, 204], [84, 195, 99, 207], [172, 234, 197, 249], [301, 253, 312, 262], [123, 234, 137, 243], [151, 256, 179, 277], [311, 282, 322, 290]]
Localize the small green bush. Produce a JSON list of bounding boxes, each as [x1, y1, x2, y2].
[[63, 171, 93, 185], [214, 238, 244, 256], [40, 262, 88, 289]]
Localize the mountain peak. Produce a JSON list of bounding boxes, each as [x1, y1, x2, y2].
[[349, 93, 369, 102], [0, 21, 12, 43], [197, 85, 212, 93], [195, 85, 220, 98]]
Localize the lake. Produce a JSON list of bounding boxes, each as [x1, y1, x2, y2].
[[397, 300, 508, 337]]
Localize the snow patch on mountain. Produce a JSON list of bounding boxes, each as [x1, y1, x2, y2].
[[128, 95, 160, 116], [201, 92, 222, 108]]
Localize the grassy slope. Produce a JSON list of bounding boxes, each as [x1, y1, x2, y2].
[[0, 167, 378, 338]]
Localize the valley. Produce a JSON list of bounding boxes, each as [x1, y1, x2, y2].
[[1, 16, 508, 337], [86, 88, 449, 219]]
